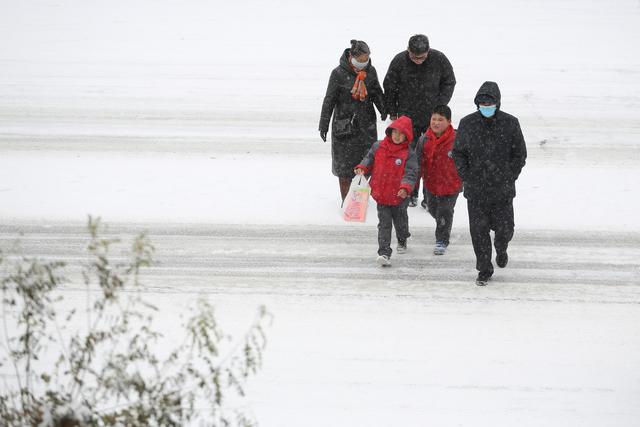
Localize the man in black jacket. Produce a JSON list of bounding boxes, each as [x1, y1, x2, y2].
[[452, 81, 527, 286], [383, 34, 456, 207]]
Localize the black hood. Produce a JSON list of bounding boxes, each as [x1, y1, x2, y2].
[[474, 81, 501, 109]]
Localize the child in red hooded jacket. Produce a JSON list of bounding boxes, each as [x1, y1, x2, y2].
[[415, 105, 462, 255], [354, 116, 419, 266]]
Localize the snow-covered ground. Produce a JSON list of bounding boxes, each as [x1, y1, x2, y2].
[[1, 0, 640, 426]]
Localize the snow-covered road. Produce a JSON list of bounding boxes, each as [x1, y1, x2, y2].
[[7, 223, 639, 289], [2, 223, 639, 426]]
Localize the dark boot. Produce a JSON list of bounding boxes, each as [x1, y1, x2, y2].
[[476, 271, 493, 286], [496, 251, 508, 268]]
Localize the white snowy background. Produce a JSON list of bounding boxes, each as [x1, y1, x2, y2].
[[1, 0, 639, 426]]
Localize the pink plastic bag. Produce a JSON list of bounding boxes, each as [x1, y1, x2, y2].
[[342, 175, 371, 222]]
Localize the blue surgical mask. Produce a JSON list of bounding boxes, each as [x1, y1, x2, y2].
[[350, 57, 369, 70], [479, 105, 497, 118]]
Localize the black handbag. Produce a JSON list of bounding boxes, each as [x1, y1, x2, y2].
[[332, 113, 356, 138]]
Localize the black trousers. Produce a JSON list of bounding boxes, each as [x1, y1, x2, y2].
[[467, 198, 514, 274], [377, 199, 411, 257], [425, 191, 459, 245]]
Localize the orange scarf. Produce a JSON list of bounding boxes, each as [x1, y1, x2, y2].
[[351, 71, 368, 101]]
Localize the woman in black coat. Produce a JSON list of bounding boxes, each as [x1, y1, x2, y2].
[[319, 40, 386, 203]]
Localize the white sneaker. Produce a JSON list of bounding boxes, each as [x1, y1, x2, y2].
[[397, 240, 407, 254], [376, 255, 391, 266]]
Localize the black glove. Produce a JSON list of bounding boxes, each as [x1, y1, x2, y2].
[[320, 130, 327, 142], [380, 113, 388, 121]]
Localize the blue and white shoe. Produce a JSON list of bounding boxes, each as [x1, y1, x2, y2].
[[433, 240, 448, 255]]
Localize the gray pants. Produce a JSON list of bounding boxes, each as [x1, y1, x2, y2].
[[467, 198, 515, 274], [377, 199, 411, 257], [425, 191, 459, 245]]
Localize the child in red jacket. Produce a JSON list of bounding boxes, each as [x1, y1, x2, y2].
[[415, 105, 462, 255], [354, 116, 419, 266]]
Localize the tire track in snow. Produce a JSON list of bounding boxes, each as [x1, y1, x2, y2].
[[1, 223, 639, 304]]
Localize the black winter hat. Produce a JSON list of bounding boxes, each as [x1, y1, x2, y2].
[[350, 39, 370, 57], [408, 34, 429, 54]]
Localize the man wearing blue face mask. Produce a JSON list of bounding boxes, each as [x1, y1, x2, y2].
[[451, 81, 527, 286]]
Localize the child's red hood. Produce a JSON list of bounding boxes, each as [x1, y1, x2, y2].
[[385, 115, 414, 143]]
